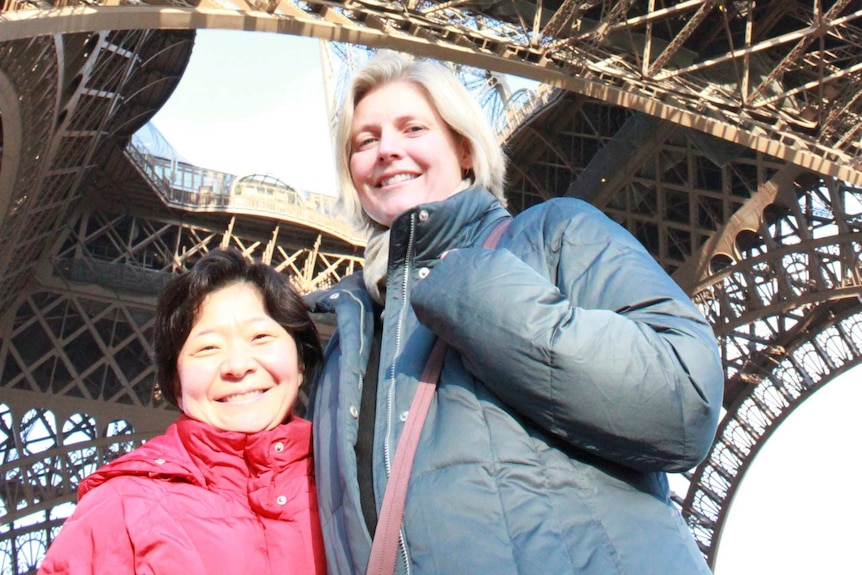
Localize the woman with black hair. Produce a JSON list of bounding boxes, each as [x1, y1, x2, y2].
[[39, 248, 327, 575]]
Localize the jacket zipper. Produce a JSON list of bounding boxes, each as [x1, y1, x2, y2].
[[348, 289, 367, 392], [383, 212, 416, 575]]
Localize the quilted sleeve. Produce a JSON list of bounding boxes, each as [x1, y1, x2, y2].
[[411, 202, 724, 472], [37, 483, 136, 575]]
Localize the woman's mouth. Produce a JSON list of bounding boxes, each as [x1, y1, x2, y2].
[[219, 389, 265, 403], [377, 173, 417, 187]]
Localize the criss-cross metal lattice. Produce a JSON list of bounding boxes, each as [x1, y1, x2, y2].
[[1, 1, 862, 572], [681, 174, 862, 561], [1, 403, 150, 574], [2, 1, 861, 185]]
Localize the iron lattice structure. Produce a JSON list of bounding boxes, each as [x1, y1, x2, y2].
[[0, 1, 861, 572]]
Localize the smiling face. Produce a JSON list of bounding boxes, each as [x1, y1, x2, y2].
[[176, 281, 302, 433], [349, 80, 472, 227]]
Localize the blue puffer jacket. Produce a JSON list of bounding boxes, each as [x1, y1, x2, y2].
[[306, 188, 723, 575]]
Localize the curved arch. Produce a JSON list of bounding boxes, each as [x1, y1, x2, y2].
[[693, 233, 862, 334], [734, 229, 765, 257], [683, 308, 862, 567], [0, 430, 152, 525], [0, 400, 150, 521], [0, 397, 158, 571]]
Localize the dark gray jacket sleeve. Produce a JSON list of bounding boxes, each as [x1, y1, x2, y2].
[[410, 208, 724, 472]]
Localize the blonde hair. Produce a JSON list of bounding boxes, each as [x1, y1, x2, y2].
[[335, 51, 507, 232]]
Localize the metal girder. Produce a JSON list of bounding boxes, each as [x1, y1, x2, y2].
[[0, 28, 194, 318], [506, 92, 795, 276], [659, 167, 862, 565], [2, 1, 861, 185], [43, 205, 363, 298], [689, 175, 862, 403], [0, 389, 167, 572]]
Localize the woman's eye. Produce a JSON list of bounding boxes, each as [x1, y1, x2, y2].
[[253, 333, 273, 342], [355, 136, 377, 150]]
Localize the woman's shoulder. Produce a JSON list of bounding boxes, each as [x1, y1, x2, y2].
[[512, 197, 628, 244], [303, 272, 369, 312], [79, 472, 170, 504], [78, 424, 197, 498], [515, 197, 607, 226]]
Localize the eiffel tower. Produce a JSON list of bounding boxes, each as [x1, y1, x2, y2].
[[1, 2, 861, 572]]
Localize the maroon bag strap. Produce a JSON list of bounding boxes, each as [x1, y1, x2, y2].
[[483, 217, 510, 251], [366, 338, 447, 575], [366, 218, 511, 575]]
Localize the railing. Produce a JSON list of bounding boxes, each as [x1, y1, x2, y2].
[[125, 135, 366, 247], [496, 83, 563, 142], [55, 257, 172, 295]]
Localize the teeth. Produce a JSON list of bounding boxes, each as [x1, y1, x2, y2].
[[379, 173, 416, 187], [221, 390, 264, 403]]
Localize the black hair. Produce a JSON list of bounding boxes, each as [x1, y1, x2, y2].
[[152, 247, 322, 412]]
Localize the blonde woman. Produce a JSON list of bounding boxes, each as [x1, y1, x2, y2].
[[307, 51, 723, 575]]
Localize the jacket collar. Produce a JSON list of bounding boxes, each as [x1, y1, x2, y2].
[[388, 186, 506, 265], [78, 416, 313, 498], [176, 415, 313, 482], [305, 187, 507, 311]]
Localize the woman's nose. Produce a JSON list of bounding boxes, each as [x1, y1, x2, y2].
[[220, 345, 256, 379], [377, 130, 403, 160]]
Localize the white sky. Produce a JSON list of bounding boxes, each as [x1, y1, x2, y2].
[[713, 367, 861, 575], [146, 29, 862, 575], [150, 31, 338, 195]]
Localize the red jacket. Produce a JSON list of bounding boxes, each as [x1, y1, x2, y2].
[[38, 415, 327, 575]]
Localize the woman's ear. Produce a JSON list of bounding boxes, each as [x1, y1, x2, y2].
[[174, 379, 183, 411], [458, 138, 473, 171]]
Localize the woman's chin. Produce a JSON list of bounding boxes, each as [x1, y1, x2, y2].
[[210, 404, 291, 434]]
